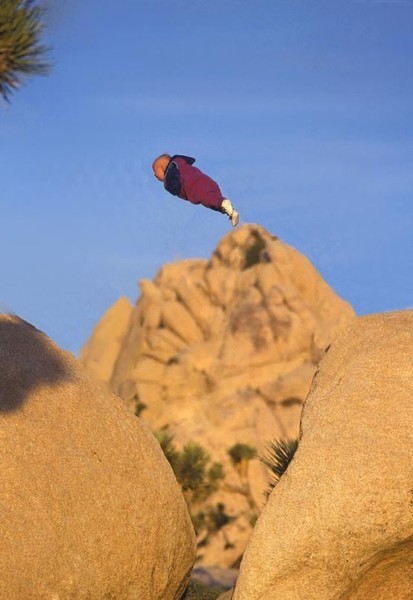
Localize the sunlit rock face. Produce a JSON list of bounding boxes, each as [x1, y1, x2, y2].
[[81, 224, 355, 567], [0, 314, 195, 600], [233, 310, 413, 600]]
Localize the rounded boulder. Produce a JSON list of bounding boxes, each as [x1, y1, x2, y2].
[[0, 315, 196, 599]]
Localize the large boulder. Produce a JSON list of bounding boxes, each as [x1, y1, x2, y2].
[[81, 224, 355, 566], [233, 310, 413, 600], [0, 314, 196, 599]]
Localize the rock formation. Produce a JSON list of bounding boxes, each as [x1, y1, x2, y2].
[[80, 224, 355, 567], [0, 314, 195, 599], [80, 295, 133, 384], [233, 310, 413, 600]]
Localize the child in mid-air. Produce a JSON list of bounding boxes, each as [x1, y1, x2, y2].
[[152, 154, 240, 227]]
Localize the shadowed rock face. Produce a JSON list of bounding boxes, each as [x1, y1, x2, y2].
[[0, 314, 196, 599], [0, 316, 73, 411], [233, 310, 413, 600], [80, 224, 355, 566]]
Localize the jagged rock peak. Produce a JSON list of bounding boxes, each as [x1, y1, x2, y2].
[[208, 224, 277, 270], [80, 223, 355, 568]]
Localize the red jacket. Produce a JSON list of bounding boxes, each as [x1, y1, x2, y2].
[[164, 155, 224, 211]]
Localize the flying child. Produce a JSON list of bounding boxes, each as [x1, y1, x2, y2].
[[152, 154, 240, 227]]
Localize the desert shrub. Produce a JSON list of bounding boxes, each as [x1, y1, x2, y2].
[[227, 442, 259, 516], [204, 462, 225, 497], [155, 431, 225, 533], [228, 443, 256, 481], [228, 443, 256, 464], [177, 442, 224, 503], [260, 437, 298, 498], [204, 502, 233, 532], [178, 442, 210, 498]]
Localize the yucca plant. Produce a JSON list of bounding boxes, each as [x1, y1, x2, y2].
[[177, 442, 225, 504], [177, 442, 210, 498], [228, 442, 256, 481], [260, 437, 298, 498], [0, 0, 50, 101]]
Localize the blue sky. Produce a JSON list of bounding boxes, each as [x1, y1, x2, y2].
[[1, 0, 412, 355]]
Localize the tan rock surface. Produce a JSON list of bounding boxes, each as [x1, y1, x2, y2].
[[80, 224, 355, 567], [233, 310, 413, 600], [0, 314, 195, 599], [79, 295, 133, 384]]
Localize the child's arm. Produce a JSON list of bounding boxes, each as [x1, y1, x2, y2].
[[163, 161, 182, 196]]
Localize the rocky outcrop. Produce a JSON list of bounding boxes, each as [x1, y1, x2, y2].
[[0, 314, 195, 599], [233, 310, 413, 600], [81, 224, 355, 567], [79, 295, 133, 383]]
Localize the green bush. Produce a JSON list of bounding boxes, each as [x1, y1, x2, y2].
[[155, 431, 225, 534], [203, 502, 233, 533], [177, 442, 224, 503], [228, 443, 256, 464]]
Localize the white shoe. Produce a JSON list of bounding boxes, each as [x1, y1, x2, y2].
[[221, 199, 240, 227], [230, 209, 239, 227]]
